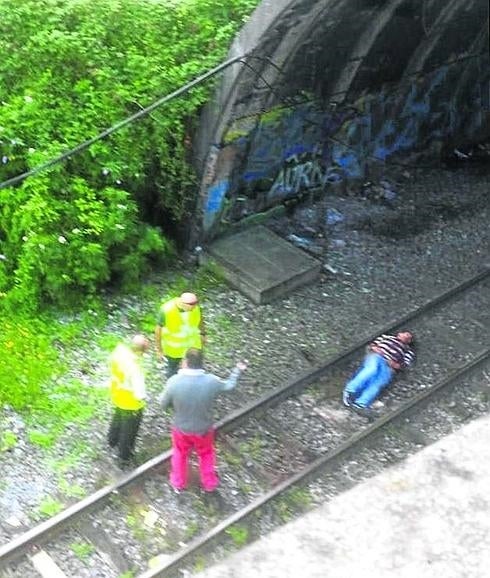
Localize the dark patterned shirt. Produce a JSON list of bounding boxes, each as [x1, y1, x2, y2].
[[369, 334, 415, 370]]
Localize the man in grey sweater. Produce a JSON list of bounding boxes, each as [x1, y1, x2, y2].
[[159, 348, 247, 492]]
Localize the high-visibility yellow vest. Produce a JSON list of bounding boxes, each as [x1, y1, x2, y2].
[[109, 344, 145, 410], [159, 298, 202, 358]]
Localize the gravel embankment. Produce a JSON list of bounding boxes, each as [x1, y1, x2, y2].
[[0, 166, 488, 554]]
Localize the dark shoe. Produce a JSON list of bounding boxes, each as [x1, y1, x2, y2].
[[201, 488, 225, 509], [117, 458, 133, 470], [350, 403, 376, 421], [343, 391, 354, 407], [117, 451, 136, 469]]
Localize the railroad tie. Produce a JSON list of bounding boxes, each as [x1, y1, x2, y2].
[[30, 550, 67, 578]]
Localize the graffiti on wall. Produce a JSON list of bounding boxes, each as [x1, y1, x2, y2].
[[201, 61, 486, 234], [241, 106, 325, 184], [267, 150, 343, 202]]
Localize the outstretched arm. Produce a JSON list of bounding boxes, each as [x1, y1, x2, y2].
[[221, 360, 248, 391], [403, 348, 416, 369]]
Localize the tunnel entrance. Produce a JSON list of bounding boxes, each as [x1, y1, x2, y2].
[[194, 0, 489, 244]]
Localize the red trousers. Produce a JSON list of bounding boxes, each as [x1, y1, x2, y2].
[[170, 428, 219, 491]]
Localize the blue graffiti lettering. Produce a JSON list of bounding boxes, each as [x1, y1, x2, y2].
[[205, 181, 229, 214]]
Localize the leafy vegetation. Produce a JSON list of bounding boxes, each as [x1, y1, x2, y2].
[[35, 495, 64, 519], [0, 307, 107, 441], [58, 477, 87, 499], [70, 540, 95, 562], [192, 556, 207, 574], [0, 313, 65, 410], [0, 261, 226, 456], [0, 430, 17, 452], [0, 0, 259, 309], [274, 486, 312, 522], [0, 0, 256, 451], [225, 523, 249, 546]]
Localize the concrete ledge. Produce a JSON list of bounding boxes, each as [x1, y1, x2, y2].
[[204, 225, 321, 304]]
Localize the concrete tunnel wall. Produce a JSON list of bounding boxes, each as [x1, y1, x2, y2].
[[193, 0, 490, 243]]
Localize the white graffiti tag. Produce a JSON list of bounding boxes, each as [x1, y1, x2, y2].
[[268, 154, 340, 201]]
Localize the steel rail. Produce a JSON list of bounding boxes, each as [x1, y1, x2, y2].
[[138, 348, 490, 577], [0, 266, 488, 567], [217, 265, 489, 432]]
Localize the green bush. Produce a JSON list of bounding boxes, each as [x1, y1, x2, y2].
[[0, 313, 62, 410], [0, 0, 259, 308], [0, 309, 106, 435], [0, 430, 17, 452], [35, 496, 64, 519], [0, 174, 171, 306]]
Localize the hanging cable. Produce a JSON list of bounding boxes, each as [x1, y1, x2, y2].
[[0, 53, 251, 191], [0, 40, 485, 191], [236, 51, 488, 172]]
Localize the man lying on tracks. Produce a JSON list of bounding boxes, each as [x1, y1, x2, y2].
[[342, 331, 415, 419], [158, 348, 247, 493]]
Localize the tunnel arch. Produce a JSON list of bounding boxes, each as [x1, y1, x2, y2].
[[193, 0, 489, 244]]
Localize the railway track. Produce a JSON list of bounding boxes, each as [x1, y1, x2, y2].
[[1, 267, 488, 578]]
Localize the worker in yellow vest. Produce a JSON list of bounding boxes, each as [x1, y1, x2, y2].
[[155, 292, 206, 378], [108, 334, 149, 466]]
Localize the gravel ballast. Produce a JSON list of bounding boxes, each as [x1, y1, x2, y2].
[[0, 165, 489, 572]]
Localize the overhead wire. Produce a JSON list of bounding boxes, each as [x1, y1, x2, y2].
[[240, 50, 488, 172], [0, 53, 251, 191], [0, 37, 486, 190]]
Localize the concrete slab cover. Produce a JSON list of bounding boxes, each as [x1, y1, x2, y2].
[[195, 413, 490, 578], [205, 226, 321, 304]]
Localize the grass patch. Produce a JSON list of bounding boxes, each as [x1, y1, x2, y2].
[[27, 430, 57, 448], [274, 486, 312, 523], [0, 430, 17, 452], [222, 448, 243, 467], [183, 519, 200, 540], [192, 556, 207, 574], [192, 495, 217, 520], [35, 496, 64, 519], [225, 524, 249, 547], [70, 540, 94, 562], [126, 508, 153, 544], [51, 452, 83, 472], [58, 477, 87, 499], [0, 262, 229, 458], [238, 435, 264, 461], [0, 313, 64, 411], [25, 378, 106, 449], [0, 305, 108, 449], [96, 332, 122, 353]]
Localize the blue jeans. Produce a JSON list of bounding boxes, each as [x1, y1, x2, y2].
[[344, 353, 393, 408]]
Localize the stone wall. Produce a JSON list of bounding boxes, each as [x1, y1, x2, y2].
[[194, 0, 490, 242]]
